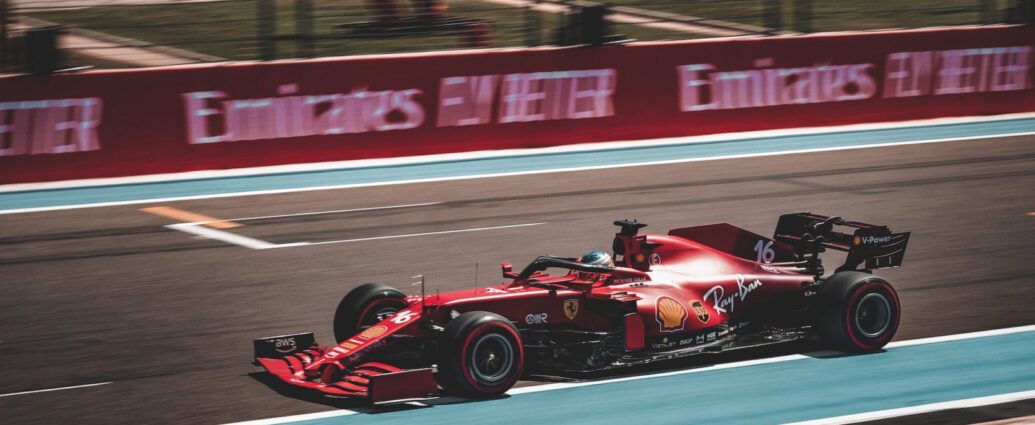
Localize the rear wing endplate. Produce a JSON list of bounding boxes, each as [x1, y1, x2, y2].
[[774, 212, 910, 272]]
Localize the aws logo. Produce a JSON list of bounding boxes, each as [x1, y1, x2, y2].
[[274, 337, 297, 354]]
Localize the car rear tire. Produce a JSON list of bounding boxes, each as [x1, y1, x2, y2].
[[815, 271, 901, 352], [437, 311, 524, 398], [333, 283, 407, 343]]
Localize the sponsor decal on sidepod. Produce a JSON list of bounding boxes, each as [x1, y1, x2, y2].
[[702, 274, 763, 314], [656, 296, 688, 332]]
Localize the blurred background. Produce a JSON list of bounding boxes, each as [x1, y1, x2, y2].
[[1, 0, 1032, 72]]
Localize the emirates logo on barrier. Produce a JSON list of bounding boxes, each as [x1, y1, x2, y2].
[[9, 30, 1034, 186], [181, 69, 618, 146], [182, 84, 425, 145], [677, 58, 877, 112]]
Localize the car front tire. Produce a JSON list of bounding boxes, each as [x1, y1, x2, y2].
[[436, 311, 524, 398], [332, 283, 407, 343]]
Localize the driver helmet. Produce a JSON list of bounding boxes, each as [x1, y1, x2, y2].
[[577, 250, 614, 281]]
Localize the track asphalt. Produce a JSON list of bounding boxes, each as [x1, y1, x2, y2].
[[1, 124, 1034, 424]]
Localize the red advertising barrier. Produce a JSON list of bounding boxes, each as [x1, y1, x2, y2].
[[1, 25, 1033, 183]]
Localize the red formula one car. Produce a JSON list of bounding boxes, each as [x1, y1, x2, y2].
[[253, 213, 910, 403]]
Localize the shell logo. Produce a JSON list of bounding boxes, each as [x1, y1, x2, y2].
[[359, 325, 388, 339], [656, 296, 687, 332]]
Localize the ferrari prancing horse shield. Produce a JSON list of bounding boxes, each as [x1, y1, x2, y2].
[[563, 299, 580, 320], [690, 300, 709, 323]]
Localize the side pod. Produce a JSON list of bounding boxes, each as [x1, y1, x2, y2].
[[624, 313, 645, 351]]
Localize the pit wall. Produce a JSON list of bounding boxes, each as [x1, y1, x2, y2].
[[1, 25, 1033, 183]]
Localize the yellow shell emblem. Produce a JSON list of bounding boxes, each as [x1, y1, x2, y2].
[[656, 296, 687, 332], [359, 325, 388, 339]]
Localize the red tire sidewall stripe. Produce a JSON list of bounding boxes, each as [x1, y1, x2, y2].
[[458, 322, 524, 394], [844, 280, 900, 350], [357, 297, 404, 328]]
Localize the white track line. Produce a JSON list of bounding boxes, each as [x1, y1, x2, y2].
[[166, 222, 546, 250], [784, 390, 1035, 425], [0, 382, 112, 398], [162, 202, 443, 249], [294, 223, 547, 246], [228, 202, 442, 222], [226, 410, 360, 425], [166, 223, 278, 250], [886, 324, 1035, 348], [224, 324, 1035, 425], [159, 201, 533, 250]]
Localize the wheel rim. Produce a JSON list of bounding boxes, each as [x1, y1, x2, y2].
[[359, 303, 401, 330], [855, 292, 892, 338], [468, 333, 514, 384]]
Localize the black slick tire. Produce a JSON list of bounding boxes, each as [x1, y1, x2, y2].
[[815, 271, 901, 353], [436, 311, 524, 398], [332, 283, 407, 343]]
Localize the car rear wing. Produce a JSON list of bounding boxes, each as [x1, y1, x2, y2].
[[773, 213, 910, 274]]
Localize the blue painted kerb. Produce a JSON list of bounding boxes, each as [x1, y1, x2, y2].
[[2, 117, 1033, 211]]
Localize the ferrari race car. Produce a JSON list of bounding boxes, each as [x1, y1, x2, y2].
[[253, 213, 910, 403]]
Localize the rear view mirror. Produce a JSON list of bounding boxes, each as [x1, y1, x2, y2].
[[501, 262, 517, 279]]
